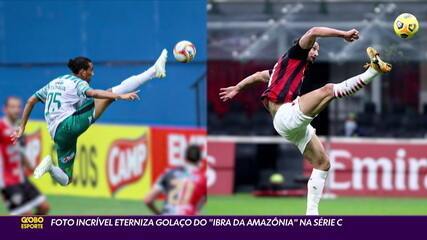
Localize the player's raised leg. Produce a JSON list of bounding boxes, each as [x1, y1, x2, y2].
[[303, 135, 330, 215], [111, 49, 167, 95], [299, 47, 392, 117], [92, 49, 168, 120], [297, 47, 391, 215]]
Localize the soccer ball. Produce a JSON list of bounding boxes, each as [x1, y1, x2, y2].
[[393, 13, 419, 39], [173, 40, 196, 63], [270, 173, 284, 185]]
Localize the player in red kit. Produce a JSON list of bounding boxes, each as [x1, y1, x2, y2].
[[144, 145, 206, 215], [220, 27, 391, 215], [0, 97, 50, 215]]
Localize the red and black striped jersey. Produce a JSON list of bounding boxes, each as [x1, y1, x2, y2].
[[261, 41, 311, 104]]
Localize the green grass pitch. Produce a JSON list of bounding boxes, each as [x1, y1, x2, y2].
[[1, 193, 427, 215], [207, 194, 427, 215]]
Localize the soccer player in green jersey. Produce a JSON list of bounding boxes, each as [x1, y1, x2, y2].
[[11, 50, 167, 186]]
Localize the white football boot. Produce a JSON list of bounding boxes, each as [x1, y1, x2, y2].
[[34, 155, 53, 179], [154, 49, 168, 78]]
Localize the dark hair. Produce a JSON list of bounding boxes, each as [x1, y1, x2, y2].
[[186, 145, 202, 164], [4, 96, 21, 107], [67, 56, 92, 74]]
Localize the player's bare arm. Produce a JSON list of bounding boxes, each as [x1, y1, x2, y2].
[[143, 188, 162, 215], [11, 96, 39, 144], [220, 70, 270, 102], [299, 27, 360, 49], [86, 89, 140, 101]]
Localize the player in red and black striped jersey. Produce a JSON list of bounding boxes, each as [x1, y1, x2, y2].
[[220, 27, 391, 215], [0, 97, 50, 215], [261, 38, 315, 105], [144, 145, 206, 215]]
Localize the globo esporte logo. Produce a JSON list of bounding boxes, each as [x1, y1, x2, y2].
[[106, 135, 148, 194], [20, 216, 44, 229]]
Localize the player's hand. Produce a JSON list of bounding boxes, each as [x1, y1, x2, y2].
[[118, 90, 140, 101], [343, 29, 359, 42], [10, 126, 24, 144], [219, 86, 240, 102]]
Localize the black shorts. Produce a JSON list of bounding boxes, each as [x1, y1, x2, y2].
[[1, 179, 46, 215]]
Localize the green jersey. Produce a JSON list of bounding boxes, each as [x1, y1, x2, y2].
[[34, 74, 92, 138]]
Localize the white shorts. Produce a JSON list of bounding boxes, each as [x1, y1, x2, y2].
[[273, 98, 316, 153]]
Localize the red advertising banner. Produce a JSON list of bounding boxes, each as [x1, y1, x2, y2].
[[207, 140, 236, 195], [150, 127, 207, 183], [304, 139, 427, 197], [149, 128, 237, 195], [106, 135, 149, 195]]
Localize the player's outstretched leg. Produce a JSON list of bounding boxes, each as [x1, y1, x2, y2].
[[296, 47, 391, 215], [34, 155, 70, 186], [111, 49, 168, 95], [299, 47, 392, 117], [332, 47, 391, 99], [93, 49, 168, 120]]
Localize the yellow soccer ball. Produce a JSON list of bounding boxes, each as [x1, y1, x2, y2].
[[270, 173, 284, 185], [393, 13, 419, 39]]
